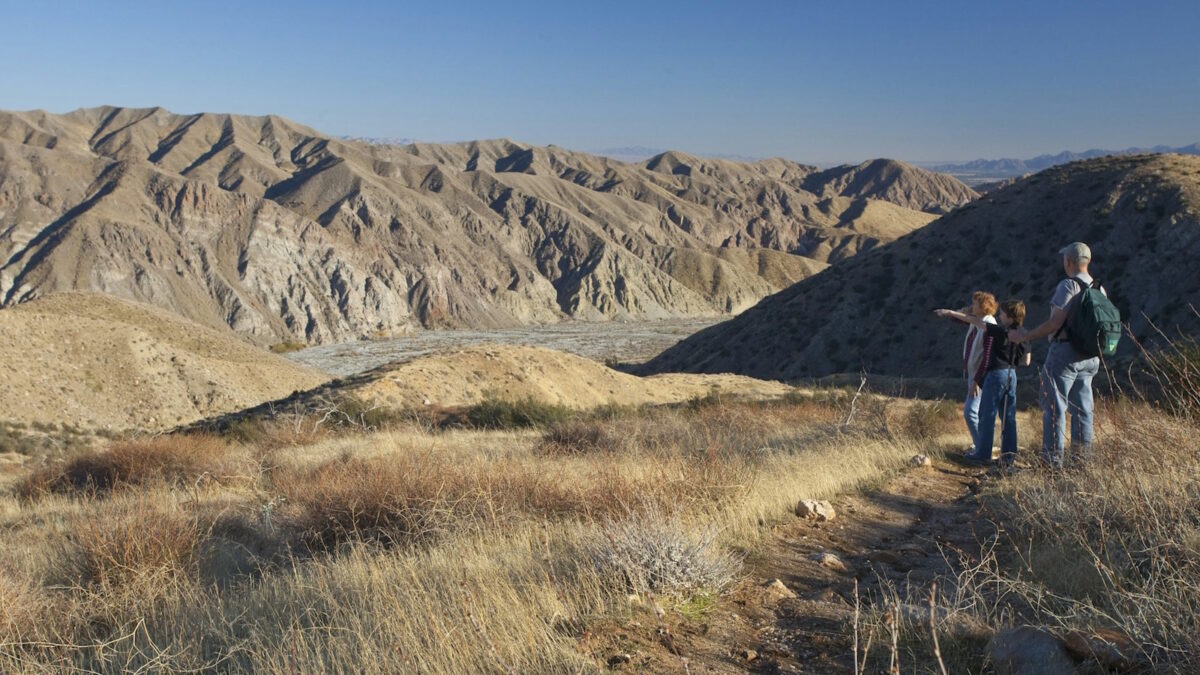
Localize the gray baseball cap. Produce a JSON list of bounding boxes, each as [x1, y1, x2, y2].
[[1059, 242, 1092, 262]]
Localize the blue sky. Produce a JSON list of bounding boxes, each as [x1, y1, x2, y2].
[[1, 0, 1197, 163]]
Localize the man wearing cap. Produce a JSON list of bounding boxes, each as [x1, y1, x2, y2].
[[1010, 242, 1103, 469]]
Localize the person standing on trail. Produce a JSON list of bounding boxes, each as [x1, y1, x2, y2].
[[946, 292, 998, 455], [1009, 242, 1109, 469], [935, 300, 1031, 467]]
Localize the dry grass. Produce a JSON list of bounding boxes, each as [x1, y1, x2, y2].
[[853, 345, 1200, 674], [970, 398, 1200, 671], [17, 434, 256, 498], [0, 394, 927, 672]]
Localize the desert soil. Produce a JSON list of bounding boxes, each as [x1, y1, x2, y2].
[[0, 293, 329, 432], [583, 459, 985, 673]]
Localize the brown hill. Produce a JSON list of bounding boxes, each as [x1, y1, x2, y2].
[[640, 153, 1200, 380], [0, 106, 974, 344], [0, 292, 329, 431], [285, 344, 796, 413], [801, 158, 979, 214]]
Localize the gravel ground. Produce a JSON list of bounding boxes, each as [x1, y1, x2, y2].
[[284, 319, 720, 377]]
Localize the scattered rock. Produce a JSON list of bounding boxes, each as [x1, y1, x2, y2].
[[760, 578, 797, 602], [911, 454, 932, 468], [809, 552, 848, 572], [988, 627, 1078, 675], [795, 499, 836, 521], [607, 652, 633, 667], [739, 648, 758, 661], [1063, 628, 1138, 671]]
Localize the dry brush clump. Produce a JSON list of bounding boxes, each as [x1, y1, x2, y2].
[[64, 496, 208, 592], [17, 434, 257, 498], [976, 399, 1200, 671], [590, 507, 741, 597], [892, 398, 962, 443]]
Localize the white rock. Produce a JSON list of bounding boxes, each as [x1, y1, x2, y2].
[[988, 627, 1078, 675], [795, 499, 836, 521], [809, 552, 848, 572], [760, 578, 797, 602], [911, 454, 932, 468]]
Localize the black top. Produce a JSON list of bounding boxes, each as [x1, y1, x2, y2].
[[983, 322, 1028, 372]]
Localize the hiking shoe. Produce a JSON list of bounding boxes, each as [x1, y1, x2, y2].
[[960, 448, 990, 464], [988, 463, 1020, 478]]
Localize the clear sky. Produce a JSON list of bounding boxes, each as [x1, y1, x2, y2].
[[1, 0, 1197, 164]]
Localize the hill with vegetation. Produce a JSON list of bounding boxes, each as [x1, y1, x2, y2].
[[641, 153, 1200, 380]]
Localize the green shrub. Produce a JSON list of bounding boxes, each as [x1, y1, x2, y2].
[[268, 340, 307, 354], [463, 397, 573, 429], [896, 399, 959, 442], [223, 416, 270, 445]]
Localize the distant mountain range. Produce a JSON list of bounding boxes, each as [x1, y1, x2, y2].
[[589, 146, 763, 164], [932, 143, 1200, 185], [0, 106, 975, 345]]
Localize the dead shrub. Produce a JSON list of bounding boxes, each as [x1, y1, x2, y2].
[[538, 418, 627, 456], [18, 434, 255, 498], [976, 399, 1200, 671], [62, 497, 206, 591], [1132, 333, 1200, 420], [0, 573, 56, 644], [273, 454, 475, 551], [893, 399, 960, 442], [590, 507, 741, 597]]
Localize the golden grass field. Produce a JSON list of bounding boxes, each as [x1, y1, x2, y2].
[[3, 362, 1199, 673], [1, 391, 937, 673]]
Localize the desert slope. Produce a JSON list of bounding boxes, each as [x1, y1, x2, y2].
[[286, 344, 796, 413], [0, 106, 974, 344], [0, 293, 329, 431], [641, 153, 1200, 380]]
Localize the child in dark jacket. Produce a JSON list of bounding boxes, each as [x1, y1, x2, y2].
[[935, 300, 1032, 467]]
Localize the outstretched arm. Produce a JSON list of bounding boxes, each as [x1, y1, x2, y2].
[[1011, 307, 1068, 343], [934, 308, 984, 328]]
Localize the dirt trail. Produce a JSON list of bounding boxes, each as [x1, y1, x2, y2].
[[586, 459, 987, 673]]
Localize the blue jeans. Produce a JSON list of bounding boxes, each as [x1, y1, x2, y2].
[[963, 385, 982, 448], [976, 368, 1018, 466], [1040, 342, 1100, 469]]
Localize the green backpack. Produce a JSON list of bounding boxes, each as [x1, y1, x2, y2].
[[1064, 277, 1122, 358]]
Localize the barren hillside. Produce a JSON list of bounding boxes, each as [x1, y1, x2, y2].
[[0, 107, 974, 344], [641, 153, 1200, 380], [0, 293, 329, 431], [319, 344, 795, 412]]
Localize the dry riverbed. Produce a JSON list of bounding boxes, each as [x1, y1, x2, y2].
[[285, 318, 719, 377]]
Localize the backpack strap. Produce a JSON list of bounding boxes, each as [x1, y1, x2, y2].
[[1070, 276, 1094, 291], [1054, 276, 1092, 341]]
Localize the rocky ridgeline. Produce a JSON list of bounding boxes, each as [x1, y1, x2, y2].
[[0, 106, 974, 344]]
